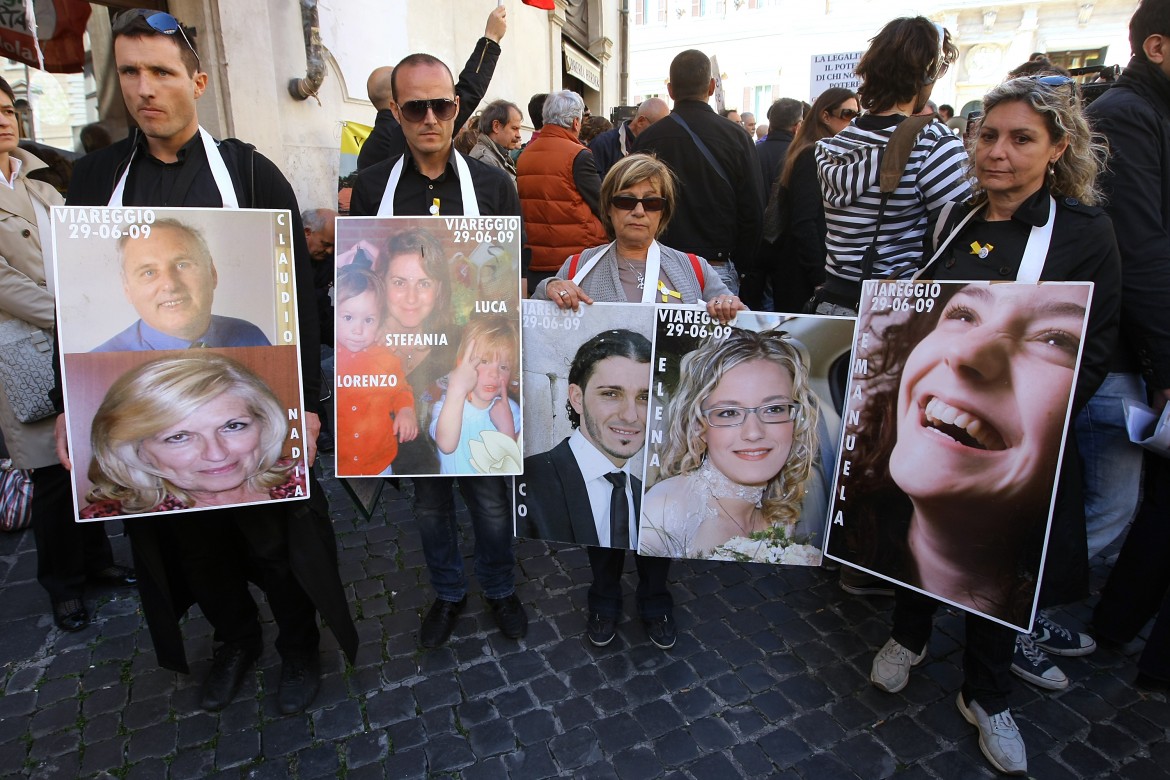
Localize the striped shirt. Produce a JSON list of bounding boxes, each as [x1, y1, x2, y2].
[[816, 116, 972, 282]]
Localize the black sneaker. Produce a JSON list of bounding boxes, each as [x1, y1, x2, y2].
[[586, 612, 617, 647], [486, 594, 528, 639], [419, 596, 466, 649], [277, 651, 321, 714], [644, 614, 677, 650], [1011, 634, 1068, 690], [1031, 613, 1096, 657]]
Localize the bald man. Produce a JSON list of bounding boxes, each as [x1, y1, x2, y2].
[[588, 97, 670, 179], [356, 6, 506, 170]]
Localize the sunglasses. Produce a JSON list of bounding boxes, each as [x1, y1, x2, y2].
[[832, 108, 860, 120], [114, 10, 200, 66], [611, 195, 667, 212], [1031, 74, 1076, 88], [397, 98, 458, 123]]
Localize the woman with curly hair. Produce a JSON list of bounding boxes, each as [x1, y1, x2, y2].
[[639, 328, 819, 561]]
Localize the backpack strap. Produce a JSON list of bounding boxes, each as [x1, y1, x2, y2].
[[567, 253, 582, 278], [687, 253, 704, 291]]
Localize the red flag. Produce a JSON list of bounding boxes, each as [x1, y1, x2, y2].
[[0, 0, 91, 73], [522, 0, 555, 9]]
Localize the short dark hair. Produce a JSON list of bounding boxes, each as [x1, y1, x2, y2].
[[111, 9, 200, 76], [669, 50, 712, 100], [528, 93, 549, 130], [938, 103, 954, 117], [566, 329, 651, 428], [481, 99, 520, 137], [855, 17, 957, 113], [0, 77, 14, 105], [767, 98, 803, 130], [1131, 0, 1170, 56], [390, 54, 454, 102]]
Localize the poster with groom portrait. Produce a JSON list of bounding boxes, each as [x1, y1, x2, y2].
[[822, 280, 1094, 632]]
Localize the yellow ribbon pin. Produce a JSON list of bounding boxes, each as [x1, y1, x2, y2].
[[429, 198, 441, 215], [658, 281, 682, 303], [969, 241, 994, 259]]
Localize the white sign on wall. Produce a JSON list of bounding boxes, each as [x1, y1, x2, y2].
[[810, 51, 863, 99]]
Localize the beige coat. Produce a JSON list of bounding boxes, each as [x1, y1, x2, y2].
[[0, 147, 64, 468]]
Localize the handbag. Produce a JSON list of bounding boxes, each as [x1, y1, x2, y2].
[[0, 319, 57, 423], [0, 460, 33, 532]]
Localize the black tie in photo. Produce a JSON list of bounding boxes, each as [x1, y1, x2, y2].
[[604, 471, 630, 549]]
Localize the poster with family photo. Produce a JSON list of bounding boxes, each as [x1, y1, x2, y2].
[[332, 215, 522, 478], [822, 280, 1094, 632], [513, 301, 657, 549], [51, 207, 309, 521], [636, 309, 856, 566]]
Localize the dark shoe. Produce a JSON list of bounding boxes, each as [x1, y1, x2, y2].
[[89, 565, 137, 587], [52, 599, 89, 632], [1031, 613, 1096, 657], [277, 651, 321, 714], [200, 641, 261, 711], [486, 594, 528, 639], [839, 566, 894, 597], [586, 612, 617, 647], [420, 597, 466, 649], [644, 614, 677, 650], [1011, 634, 1068, 690]]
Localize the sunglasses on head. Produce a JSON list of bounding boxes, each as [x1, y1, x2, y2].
[[397, 98, 458, 123], [832, 108, 860, 120], [114, 9, 200, 66], [611, 195, 667, 212], [1030, 74, 1076, 88]]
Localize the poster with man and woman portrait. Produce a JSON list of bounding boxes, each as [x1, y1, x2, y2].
[[822, 280, 1094, 631], [513, 300, 855, 569], [52, 207, 309, 522], [332, 215, 522, 478]]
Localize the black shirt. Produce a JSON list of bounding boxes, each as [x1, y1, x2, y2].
[[122, 131, 223, 207], [350, 147, 521, 218]]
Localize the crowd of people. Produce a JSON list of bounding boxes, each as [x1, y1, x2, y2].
[[0, 2, 1167, 777]]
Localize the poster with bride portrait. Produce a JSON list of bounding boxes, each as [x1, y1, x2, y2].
[[51, 207, 310, 522], [636, 309, 856, 566], [332, 215, 522, 478], [513, 301, 657, 548], [822, 280, 1094, 632]]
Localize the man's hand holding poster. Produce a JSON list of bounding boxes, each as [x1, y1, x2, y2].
[[53, 207, 309, 521], [823, 280, 1094, 631], [333, 216, 522, 477]]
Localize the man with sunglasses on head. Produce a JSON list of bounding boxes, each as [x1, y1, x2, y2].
[[357, 6, 506, 171], [58, 8, 357, 715], [350, 52, 527, 651]]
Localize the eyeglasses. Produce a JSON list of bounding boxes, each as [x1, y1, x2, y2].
[[832, 108, 860, 120], [611, 195, 667, 212], [701, 403, 800, 427], [924, 22, 951, 84], [397, 98, 458, 123], [114, 10, 200, 66]]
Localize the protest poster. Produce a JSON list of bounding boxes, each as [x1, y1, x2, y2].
[[822, 280, 1094, 631], [514, 301, 656, 548], [52, 207, 309, 521], [637, 309, 855, 566], [333, 215, 522, 478]]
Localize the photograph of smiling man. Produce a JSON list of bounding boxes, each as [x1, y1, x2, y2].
[[637, 311, 852, 566], [823, 280, 1093, 630], [514, 301, 656, 548]]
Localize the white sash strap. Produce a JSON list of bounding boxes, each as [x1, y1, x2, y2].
[[108, 127, 239, 209], [571, 241, 662, 304], [912, 196, 1056, 283], [376, 150, 481, 217]]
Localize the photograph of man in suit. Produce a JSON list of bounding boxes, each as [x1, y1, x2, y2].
[[517, 329, 651, 548], [93, 218, 270, 352]]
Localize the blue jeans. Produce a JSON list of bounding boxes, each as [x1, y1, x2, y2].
[[1075, 372, 1146, 558], [712, 261, 740, 295], [411, 476, 516, 602]]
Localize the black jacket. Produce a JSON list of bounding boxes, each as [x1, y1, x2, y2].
[[356, 38, 501, 171], [587, 121, 634, 180], [1086, 56, 1170, 389], [633, 100, 765, 269], [351, 148, 521, 218], [756, 127, 793, 189]]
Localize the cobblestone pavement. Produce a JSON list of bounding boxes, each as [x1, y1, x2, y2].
[[0, 462, 1167, 780]]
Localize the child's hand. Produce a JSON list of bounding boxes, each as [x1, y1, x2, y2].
[[488, 395, 516, 439], [447, 337, 480, 400], [395, 407, 418, 442]]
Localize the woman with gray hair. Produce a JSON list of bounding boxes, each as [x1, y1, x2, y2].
[[865, 74, 1120, 776]]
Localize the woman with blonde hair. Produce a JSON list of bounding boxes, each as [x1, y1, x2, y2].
[[639, 328, 820, 562]]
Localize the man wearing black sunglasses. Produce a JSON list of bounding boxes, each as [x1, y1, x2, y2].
[[357, 6, 506, 171], [350, 52, 527, 652], [60, 8, 356, 716]]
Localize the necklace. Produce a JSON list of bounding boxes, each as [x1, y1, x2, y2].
[[621, 258, 646, 290], [697, 458, 765, 505]]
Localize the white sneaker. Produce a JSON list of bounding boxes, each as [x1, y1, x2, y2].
[[870, 637, 925, 693], [956, 693, 1028, 776], [1011, 634, 1069, 690]]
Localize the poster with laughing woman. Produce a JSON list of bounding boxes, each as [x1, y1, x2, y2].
[[823, 280, 1093, 631], [636, 310, 856, 566]]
